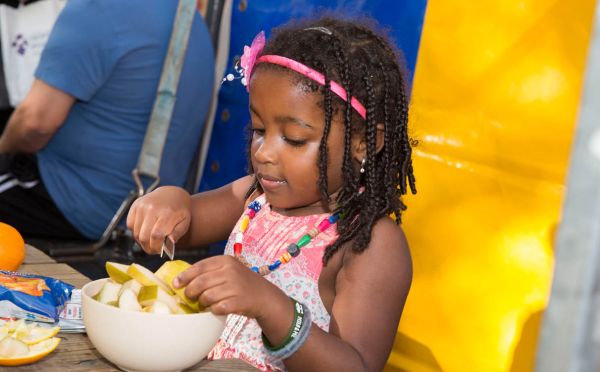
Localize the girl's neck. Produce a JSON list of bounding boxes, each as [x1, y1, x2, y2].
[[267, 191, 340, 218]]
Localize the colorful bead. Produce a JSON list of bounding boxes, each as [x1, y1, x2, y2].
[[251, 266, 260, 273], [240, 215, 250, 232], [248, 200, 262, 213], [268, 260, 282, 271], [234, 242, 242, 255], [328, 213, 340, 224], [235, 232, 243, 243], [247, 209, 256, 219], [317, 219, 331, 232], [296, 234, 311, 248], [280, 252, 292, 263], [307, 228, 319, 238], [259, 265, 270, 275], [287, 243, 300, 257]]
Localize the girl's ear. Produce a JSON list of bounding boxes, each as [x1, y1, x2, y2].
[[351, 123, 386, 162]]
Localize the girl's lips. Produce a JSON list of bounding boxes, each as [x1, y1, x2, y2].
[[258, 174, 286, 190]]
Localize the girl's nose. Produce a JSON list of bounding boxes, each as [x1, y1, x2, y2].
[[253, 137, 277, 164]]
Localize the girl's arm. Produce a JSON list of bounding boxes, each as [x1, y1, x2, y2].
[[127, 175, 255, 253], [179, 175, 256, 247], [267, 216, 412, 371]]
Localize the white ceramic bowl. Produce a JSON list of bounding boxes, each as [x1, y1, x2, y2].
[[82, 278, 226, 372]]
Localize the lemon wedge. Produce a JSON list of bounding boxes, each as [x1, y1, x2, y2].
[[17, 325, 60, 345], [12, 320, 30, 340], [0, 337, 60, 366], [0, 327, 9, 341], [0, 320, 61, 366], [6, 319, 26, 333]]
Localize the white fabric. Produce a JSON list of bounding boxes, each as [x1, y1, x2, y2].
[[0, 173, 38, 193], [0, 0, 66, 106]]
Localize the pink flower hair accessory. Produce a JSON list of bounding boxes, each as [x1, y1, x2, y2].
[[222, 31, 266, 91], [240, 31, 265, 90]]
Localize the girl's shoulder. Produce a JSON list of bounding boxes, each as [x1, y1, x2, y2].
[[341, 216, 412, 284]]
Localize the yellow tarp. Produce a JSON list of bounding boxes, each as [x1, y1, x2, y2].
[[388, 1, 597, 371]]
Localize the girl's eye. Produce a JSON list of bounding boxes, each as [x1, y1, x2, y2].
[[283, 136, 306, 147], [251, 128, 265, 136]]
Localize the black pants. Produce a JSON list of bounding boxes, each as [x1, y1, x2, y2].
[[0, 154, 86, 239]]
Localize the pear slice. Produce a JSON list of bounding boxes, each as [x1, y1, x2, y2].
[[105, 262, 132, 284], [119, 279, 142, 297], [176, 302, 196, 314], [142, 301, 172, 314], [95, 280, 122, 305], [126, 263, 174, 295], [118, 288, 142, 312], [137, 285, 182, 314], [155, 260, 202, 311]]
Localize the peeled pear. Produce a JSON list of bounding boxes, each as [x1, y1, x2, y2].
[[119, 279, 142, 297], [95, 280, 122, 305], [118, 288, 142, 312], [105, 262, 132, 284], [126, 263, 174, 295], [142, 301, 172, 314], [155, 260, 203, 311], [137, 285, 183, 314]]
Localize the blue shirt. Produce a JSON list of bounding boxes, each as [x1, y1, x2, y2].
[[35, 0, 214, 239]]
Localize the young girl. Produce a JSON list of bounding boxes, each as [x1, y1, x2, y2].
[[127, 16, 416, 372]]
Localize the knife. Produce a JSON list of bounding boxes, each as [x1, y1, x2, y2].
[[160, 236, 175, 260]]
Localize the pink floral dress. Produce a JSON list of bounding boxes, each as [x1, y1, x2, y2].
[[208, 194, 337, 371]]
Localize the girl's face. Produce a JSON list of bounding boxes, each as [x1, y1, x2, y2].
[[249, 69, 347, 215]]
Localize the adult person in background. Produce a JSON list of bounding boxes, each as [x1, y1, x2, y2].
[[0, 0, 214, 240]]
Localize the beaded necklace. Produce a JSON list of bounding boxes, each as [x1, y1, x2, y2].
[[233, 199, 340, 276]]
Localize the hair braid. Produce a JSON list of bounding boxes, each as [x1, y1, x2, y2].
[[315, 58, 334, 206]]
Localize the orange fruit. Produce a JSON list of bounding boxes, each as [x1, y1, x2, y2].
[[0, 222, 25, 271]]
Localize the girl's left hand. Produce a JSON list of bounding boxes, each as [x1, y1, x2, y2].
[[173, 255, 286, 319]]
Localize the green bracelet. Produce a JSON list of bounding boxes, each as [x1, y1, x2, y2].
[[262, 299, 305, 352]]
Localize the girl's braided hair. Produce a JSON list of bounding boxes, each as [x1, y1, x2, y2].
[[246, 16, 416, 264]]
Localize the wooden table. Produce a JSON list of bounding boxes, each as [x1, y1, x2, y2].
[[15, 245, 257, 371]]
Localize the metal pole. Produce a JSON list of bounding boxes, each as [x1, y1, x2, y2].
[[535, 3, 600, 372]]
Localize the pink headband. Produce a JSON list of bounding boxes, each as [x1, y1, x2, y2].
[[238, 31, 367, 120]]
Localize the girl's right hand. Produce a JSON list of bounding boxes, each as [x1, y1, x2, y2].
[[126, 186, 192, 255]]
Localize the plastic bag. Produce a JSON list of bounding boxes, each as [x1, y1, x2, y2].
[[0, 270, 73, 323]]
